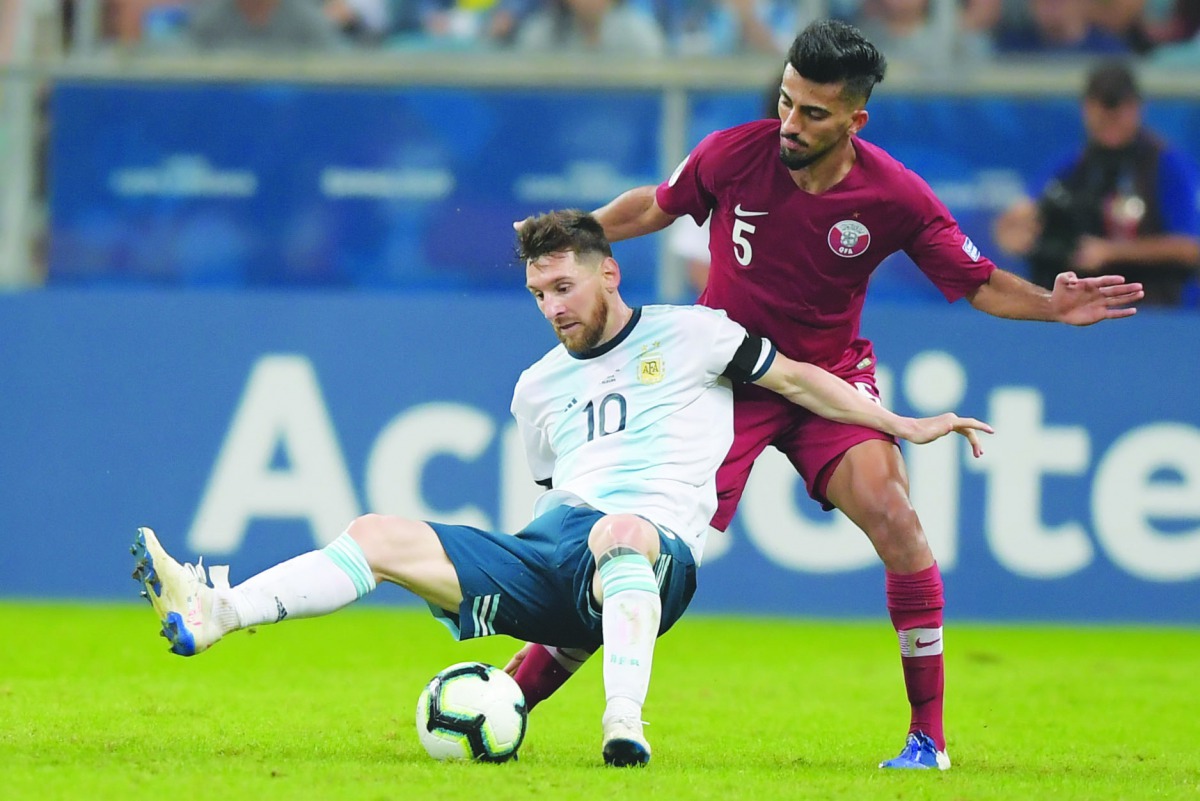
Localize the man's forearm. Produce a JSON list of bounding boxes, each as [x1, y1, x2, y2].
[[761, 361, 911, 438], [1100, 235, 1200, 267], [592, 185, 674, 242], [966, 268, 1058, 322]]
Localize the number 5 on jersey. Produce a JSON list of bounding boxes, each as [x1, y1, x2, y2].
[[732, 220, 756, 266]]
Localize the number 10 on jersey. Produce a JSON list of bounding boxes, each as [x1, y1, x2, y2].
[[584, 393, 627, 441]]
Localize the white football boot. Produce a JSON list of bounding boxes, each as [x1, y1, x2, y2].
[[601, 704, 651, 767], [131, 527, 228, 656]]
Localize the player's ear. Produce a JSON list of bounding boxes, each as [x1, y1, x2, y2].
[[849, 108, 869, 136], [601, 256, 621, 292]]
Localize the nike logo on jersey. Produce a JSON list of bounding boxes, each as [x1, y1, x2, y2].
[[915, 637, 941, 649], [734, 204, 769, 217]]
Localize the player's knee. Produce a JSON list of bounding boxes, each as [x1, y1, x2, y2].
[[861, 497, 929, 568], [346, 513, 423, 571], [588, 514, 659, 562]]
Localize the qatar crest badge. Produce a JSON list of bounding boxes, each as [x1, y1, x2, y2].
[[828, 220, 871, 258]]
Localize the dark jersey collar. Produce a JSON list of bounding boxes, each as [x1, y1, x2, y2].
[[568, 307, 642, 360]]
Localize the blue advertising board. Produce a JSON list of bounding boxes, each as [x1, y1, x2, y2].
[[2, 289, 1197, 623], [47, 80, 1200, 305], [47, 82, 664, 304]]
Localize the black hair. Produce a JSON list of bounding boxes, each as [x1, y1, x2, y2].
[[1084, 59, 1140, 108], [516, 209, 613, 264], [786, 19, 887, 104]]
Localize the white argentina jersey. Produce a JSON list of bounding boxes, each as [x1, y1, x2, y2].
[[510, 305, 774, 563]]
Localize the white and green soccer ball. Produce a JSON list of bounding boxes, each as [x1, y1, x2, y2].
[[416, 662, 528, 762]]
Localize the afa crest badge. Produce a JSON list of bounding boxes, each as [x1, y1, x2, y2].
[[638, 354, 664, 385]]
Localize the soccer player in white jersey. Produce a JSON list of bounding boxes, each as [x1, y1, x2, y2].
[[131, 210, 991, 767]]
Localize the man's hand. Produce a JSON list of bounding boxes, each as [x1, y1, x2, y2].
[[900, 413, 993, 458], [503, 642, 534, 677], [1051, 270, 1143, 325]]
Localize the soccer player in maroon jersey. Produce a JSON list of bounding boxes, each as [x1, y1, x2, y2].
[[507, 19, 1144, 769]]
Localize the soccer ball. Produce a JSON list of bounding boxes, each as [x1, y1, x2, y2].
[[416, 662, 528, 762]]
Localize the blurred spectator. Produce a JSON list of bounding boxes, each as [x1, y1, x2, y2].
[[1088, 0, 1161, 51], [1144, 0, 1200, 62], [994, 0, 1130, 54], [723, 0, 804, 53], [188, 0, 348, 51], [479, 0, 535, 45], [386, 0, 518, 50], [1143, 0, 1200, 43], [855, 0, 993, 70], [992, 60, 1200, 306], [513, 0, 666, 55], [105, 0, 195, 45], [628, 0, 804, 56], [960, 0, 1004, 32], [323, 0, 391, 42], [428, 0, 494, 47], [482, 0, 790, 53]]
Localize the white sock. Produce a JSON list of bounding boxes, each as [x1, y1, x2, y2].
[[218, 532, 377, 633], [598, 552, 661, 716]]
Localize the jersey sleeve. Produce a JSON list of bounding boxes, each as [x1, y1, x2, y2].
[[686, 305, 776, 383], [510, 378, 555, 487], [656, 131, 721, 226], [900, 170, 997, 302], [721, 334, 777, 383]]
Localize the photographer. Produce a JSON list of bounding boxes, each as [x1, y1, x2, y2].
[[994, 60, 1200, 307]]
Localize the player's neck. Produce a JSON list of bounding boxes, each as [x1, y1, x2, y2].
[[599, 300, 635, 346], [788, 138, 857, 195]]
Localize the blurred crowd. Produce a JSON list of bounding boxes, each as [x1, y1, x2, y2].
[[71, 0, 1200, 65]]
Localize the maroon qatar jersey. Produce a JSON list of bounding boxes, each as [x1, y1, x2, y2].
[[656, 118, 996, 373]]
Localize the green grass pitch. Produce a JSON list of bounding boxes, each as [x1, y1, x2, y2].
[[2, 601, 1198, 800]]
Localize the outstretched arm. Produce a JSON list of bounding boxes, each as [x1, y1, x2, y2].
[[753, 354, 992, 457], [591, 185, 678, 243], [966, 267, 1143, 326], [1072, 233, 1200, 273]]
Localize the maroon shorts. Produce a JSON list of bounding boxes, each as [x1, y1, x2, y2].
[[711, 367, 896, 531]]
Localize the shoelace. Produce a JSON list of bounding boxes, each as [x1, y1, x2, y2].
[[179, 558, 232, 594], [605, 715, 649, 732], [183, 557, 208, 586]]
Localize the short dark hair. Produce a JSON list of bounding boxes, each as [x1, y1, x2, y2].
[[1084, 59, 1140, 108], [786, 19, 887, 104], [516, 209, 613, 264]]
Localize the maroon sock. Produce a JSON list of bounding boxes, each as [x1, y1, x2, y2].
[[512, 645, 574, 711], [885, 563, 946, 751]]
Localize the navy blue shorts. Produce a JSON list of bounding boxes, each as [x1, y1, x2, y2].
[[427, 505, 697, 650]]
